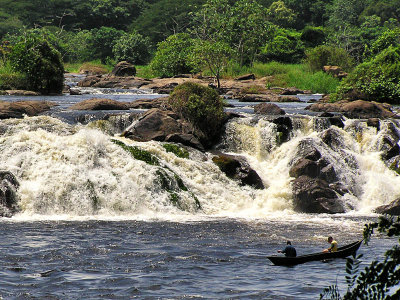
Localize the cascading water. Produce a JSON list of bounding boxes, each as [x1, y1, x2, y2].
[[1, 113, 400, 220]]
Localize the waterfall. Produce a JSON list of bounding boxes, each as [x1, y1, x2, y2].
[[0, 114, 399, 219]]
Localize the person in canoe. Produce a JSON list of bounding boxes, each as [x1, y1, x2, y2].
[[323, 236, 338, 253], [277, 241, 297, 257]]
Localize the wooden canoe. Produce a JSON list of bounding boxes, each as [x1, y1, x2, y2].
[[267, 240, 362, 266]]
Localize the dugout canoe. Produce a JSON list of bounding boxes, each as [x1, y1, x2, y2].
[[267, 240, 362, 266]]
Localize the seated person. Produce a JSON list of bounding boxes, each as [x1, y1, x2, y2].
[[278, 241, 297, 257]]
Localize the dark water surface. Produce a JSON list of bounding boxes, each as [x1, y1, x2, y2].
[[0, 218, 393, 299]]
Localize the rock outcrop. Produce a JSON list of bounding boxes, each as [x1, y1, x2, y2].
[[0, 100, 57, 119], [307, 100, 398, 119], [375, 198, 400, 215], [69, 98, 129, 110], [111, 61, 136, 76], [212, 152, 264, 189], [254, 103, 286, 115], [0, 171, 19, 217], [290, 139, 346, 214], [123, 108, 204, 150]]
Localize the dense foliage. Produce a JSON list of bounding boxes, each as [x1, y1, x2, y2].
[[7, 32, 64, 94], [0, 0, 400, 99]]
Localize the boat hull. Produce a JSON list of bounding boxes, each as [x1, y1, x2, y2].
[[267, 241, 362, 266]]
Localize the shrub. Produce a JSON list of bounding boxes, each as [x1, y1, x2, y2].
[[88, 27, 125, 64], [305, 45, 355, 72], [366, 28, 400, 58], [150, 33, 196, 77], [112, 31, 151, 65], [168, 82, 225, 145], [8, 33, 64, 94], [336, 45, 400, 104]]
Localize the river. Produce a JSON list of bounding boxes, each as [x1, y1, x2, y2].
[[0, 81, 398, 299]]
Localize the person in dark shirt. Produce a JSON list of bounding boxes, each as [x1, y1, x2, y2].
[[278, 241, 297, 257]]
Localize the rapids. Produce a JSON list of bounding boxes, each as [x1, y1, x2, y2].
[[0, 111, 399, 219]]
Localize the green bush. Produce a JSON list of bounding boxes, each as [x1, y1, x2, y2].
[[337, 45, 400, 104], [7, 33, 64, 94], [112, 31, 151, 65], [150, 33, 195, 78], [88, 27, 125, 64], [168, 82, 225, 145], [305, 45, 355, 72], [260, 28, 305, 63]]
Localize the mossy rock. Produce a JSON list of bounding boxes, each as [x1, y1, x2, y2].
[[112, 139, 160, 166], [212, 156, 241, 179], [162, 143, 189, 159]]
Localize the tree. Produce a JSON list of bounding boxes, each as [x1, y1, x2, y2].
[[150, 33, 196, 77], [266, 1, 296, 28], [88, 26, 125, 63], [134, 0, 206, 46], [191, 0, 273, 66], [260, 27, 305, 63], [112, 31, 151, 65], [8, 31, 64, 94], [190, 40, 232, 88], [321, 216, 400, 299]]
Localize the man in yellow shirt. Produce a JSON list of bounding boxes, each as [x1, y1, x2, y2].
[[323, 236, 338, 253]]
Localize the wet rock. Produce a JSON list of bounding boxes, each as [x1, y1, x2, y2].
[[375, 198, 400, 215], [239, 94, 275, 102], [280, 87, 304, 95], [321, 127, 346, 150], [292, 175, 345, 214], [69, 98, 129, 110], [5, 90, 40, 96], [128, 97, 169, 109], [212, 152, 264, 189], [77, 75, 102, 87], [0, 171, 19, 217], [111, 61, 136, 76], [289, 158, 319, 178], [367, 118, 380, 131], [254, 103, 285, 115], [307, 100, 398, 119], [272, 116, 293, 143], [0, 100, 57, 119], [320, 164, 338, 183], [165, 133, 204, 151], [295, 139, 322, 162]]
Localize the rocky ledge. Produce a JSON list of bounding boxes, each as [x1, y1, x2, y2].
[[0, 100, 57, 119]]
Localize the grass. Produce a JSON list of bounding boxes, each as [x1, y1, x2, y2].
[[64, 60, 112, 74], [223, 61, 340, 94], [0, 61, 28, 90]]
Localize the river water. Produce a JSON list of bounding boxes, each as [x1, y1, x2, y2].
[[0, 82, 398, 299]]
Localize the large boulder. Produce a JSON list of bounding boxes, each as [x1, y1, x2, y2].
[[307, 100, 398, 119], [291, 175, 345, 213], [69, 98, 129, 110], [128, 97, 169, 109], [212, 152, 264, 189], [123, 108, 204, 150], [111, 61, 136, 76], [254, 103, 285, 115], [0, 100, 57, 119], [375, 198, 400, 215], [0, 171, 19, 217]]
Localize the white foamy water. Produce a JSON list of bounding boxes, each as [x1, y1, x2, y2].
[[1, 115, 399, 222]]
